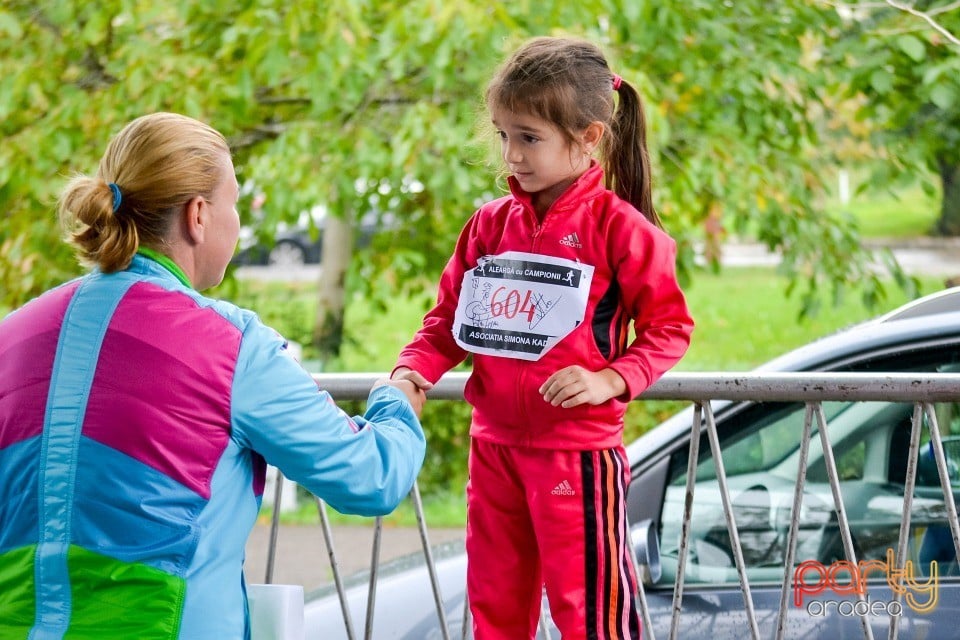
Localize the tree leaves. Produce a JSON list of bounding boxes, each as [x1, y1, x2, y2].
[[825, 1, 960, 231], [931, 83, 957, 110], [0, 0, 937, 319], [898, 34, 926, 62]]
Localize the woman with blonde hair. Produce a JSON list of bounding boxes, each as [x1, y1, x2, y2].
[[0, 112, 427, 638]]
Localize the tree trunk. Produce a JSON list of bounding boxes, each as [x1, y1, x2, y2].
[[312, 214, 354, 362], [936, 156, 960, 236]]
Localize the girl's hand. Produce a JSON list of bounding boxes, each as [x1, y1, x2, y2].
[[539, 366, 627, 408], [391, 367, 434, 392]]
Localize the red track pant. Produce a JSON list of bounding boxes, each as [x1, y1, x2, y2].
[[465, 439, 642, 640]]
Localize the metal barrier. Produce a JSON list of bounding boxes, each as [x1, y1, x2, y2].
[[260, 371, 960, 640]]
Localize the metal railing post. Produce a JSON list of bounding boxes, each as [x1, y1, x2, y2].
[[625, 534, 656, 640], [924, 403, 960, 567], [410, 480, 452, 640], [887, 403, 925, 640], [363, 517, 383, 640], [461, 590, 471, 640], [775, 403, 815, 640], [704, 401, 761, 640], [813, 403, 874, 640], [316, 497, 357, 640], [264, 466, 285, 584], [669, 402, 703, 640]]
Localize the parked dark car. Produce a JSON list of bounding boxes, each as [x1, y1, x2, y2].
[[232, 209, 383, 267], [303, 287, 960, 639], [233, 228, 323, 267]]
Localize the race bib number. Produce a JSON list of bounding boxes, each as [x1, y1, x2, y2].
[[453, 251, 594, 361]]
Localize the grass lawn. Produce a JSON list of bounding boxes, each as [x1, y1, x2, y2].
[[841, 184, 940, 239], [318, 268, 943, 375], [823, 168, 940, 239], [237, 267, 944, 528], [677, 269, 942, 371]]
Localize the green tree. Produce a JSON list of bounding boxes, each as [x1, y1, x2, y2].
[[602, 0, 894, 315], [826, 0, 960, 234], [0, 1, 913, 351]]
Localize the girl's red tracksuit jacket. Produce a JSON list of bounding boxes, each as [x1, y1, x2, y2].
[[396, 162, 694, 639], [396, 162, 693, 449]]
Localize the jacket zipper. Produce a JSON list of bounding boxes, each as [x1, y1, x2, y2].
[[515, 218, 545, 439]]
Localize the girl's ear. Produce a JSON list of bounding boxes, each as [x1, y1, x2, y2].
[[581, 121, 605, 155]]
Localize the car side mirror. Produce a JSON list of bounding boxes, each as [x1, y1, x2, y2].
[[630, 518, 662, 585]]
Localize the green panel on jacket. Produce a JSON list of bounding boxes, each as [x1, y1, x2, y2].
[[0, 545, 35, 638], [65, 545, 186, 639]]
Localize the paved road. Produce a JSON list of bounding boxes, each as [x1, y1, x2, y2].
[[719, 238, 960, 278], [244, 523, 465, 591], [235, 237, 960, 282]]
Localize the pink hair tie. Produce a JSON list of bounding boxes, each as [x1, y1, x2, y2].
[[612, 74, 623, 91]]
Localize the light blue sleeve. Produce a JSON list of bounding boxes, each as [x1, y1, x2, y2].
[[230, 317, 426, 516]]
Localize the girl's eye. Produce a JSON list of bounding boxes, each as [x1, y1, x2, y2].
[[523, 134, 539, 144], [497, 130, 507, 140]]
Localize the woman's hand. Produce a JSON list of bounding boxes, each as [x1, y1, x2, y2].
[[373, 376, 428, 417], [371, 367, 434, 417], [539, 366, 626, 408]]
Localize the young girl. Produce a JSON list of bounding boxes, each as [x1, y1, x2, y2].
[[393, 36, 694, 639]]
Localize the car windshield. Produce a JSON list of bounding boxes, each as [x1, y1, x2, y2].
[[656, 355, 960, 588]]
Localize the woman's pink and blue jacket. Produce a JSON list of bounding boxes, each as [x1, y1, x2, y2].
[[0, 254, 426, 638]]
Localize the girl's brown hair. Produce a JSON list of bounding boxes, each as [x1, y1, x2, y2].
[[485, 37, 660, 227], [59, 112, 230, 272]]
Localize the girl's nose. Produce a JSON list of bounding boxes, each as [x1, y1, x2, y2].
[[503, 141, 522, 164]]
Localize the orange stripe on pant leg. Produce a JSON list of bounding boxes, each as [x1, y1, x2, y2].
[[613, 446, 641, 639], [599, 447, 643, 640], [604, 449, 621, 638]]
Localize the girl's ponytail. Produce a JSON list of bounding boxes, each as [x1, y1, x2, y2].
[[606, 78, 661, 229]]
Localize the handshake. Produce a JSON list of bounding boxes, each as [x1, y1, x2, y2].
[[372, 367, 433, 417]]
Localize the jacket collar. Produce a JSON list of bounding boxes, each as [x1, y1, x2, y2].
[[126, 252, 193, 289], [507, 161, 606, 217]]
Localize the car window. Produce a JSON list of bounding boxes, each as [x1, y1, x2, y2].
[[693, 402, 849, 482], [656, 348, 960, 588]]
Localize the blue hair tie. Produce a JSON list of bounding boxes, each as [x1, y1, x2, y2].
[[108, 182, 122, 212]]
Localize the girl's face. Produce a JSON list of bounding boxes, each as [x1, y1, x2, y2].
[[491, 107, 596, 214]]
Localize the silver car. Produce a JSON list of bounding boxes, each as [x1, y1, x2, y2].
[[303, 287, 960, 639]]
